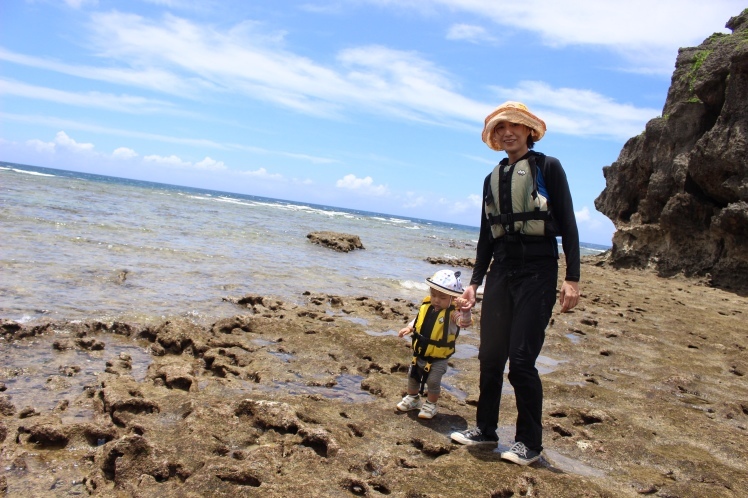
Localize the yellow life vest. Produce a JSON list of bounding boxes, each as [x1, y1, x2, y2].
[[484, 153, 553, 240], [411, 297, 458, 361]]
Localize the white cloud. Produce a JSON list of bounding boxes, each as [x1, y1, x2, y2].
[[575, 206, 592, 222], [142, 0, 198, 8], [2, 112, 227, 149], [336, 174, 388, 195], [22, 132, 96, 155], [446, 23, 495, 44], [490, 81, 659, 140], [403, 193, 427, 208], [143, 154, 190, 167], [0, 10, 663, 140], [0, 78, 178, 114], [195, 156, 227, 170], [0, 47, 201, 99], [3, 112, 336, 176], [112, 147, 138, 159], [1, 13, 487, 125], [450, 193, 482, 213], [26, 138, 56, 153], [143, 153, 229, 171], [54, 131, 95, 152], [373, 0, 742, 73], [240, 167, 284, 180], [63, 0, 98, 8], [575, 205, 605, 230]]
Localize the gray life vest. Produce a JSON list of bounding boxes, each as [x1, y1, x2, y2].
[[483, 153, 553, 240]]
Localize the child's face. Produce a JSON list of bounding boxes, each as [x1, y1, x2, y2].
[[430, 288, 453, 311]]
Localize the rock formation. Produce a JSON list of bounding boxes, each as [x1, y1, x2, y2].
[[306, 231, 365, 252], [595, 9, 748, 291], [425, 256, 475, 267]]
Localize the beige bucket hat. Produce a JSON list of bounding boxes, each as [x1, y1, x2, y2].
[[482, 101, 546, 151]]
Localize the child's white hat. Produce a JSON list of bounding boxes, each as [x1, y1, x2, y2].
[[426, 270, 464, 297]]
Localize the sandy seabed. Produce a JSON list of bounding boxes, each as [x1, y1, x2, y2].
[[1, 254, 747, 497]]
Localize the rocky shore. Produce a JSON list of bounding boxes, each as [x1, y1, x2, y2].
[[1, 255, 746, 497]]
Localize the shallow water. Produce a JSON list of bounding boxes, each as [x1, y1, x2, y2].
[[1, 164, 480, 325], [1, 162, 607, 326], [0, 334, 152, 422]]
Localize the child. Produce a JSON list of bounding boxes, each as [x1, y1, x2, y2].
[[396, 269, 472, 419]]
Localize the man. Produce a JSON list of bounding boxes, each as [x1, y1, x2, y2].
[[450, 101, 580, 465]]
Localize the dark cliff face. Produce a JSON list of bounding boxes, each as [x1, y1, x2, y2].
[[595, 9, 748, 291]]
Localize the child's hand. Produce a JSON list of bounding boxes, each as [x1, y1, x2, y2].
[[398, 326, 413, 337], [454, 297, 471, 311]]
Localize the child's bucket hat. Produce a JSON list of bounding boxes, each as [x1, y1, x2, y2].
[[426, 270, 464, 297]]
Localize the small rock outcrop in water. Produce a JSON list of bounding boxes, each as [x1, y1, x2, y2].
[[307, 231, 364, 252], [425, 256, 475, 268], [595, 9, 748, 291]]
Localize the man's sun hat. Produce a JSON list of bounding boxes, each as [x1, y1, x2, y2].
[[426, 270, 464, 297], [482, 101, 546, 151]]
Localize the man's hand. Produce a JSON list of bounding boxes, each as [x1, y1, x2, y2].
[[459, 285, 477, 310]]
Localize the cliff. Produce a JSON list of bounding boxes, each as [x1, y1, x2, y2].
[[595, 9, 748, 291]]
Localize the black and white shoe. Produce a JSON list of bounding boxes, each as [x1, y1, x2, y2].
[[500, 441, 541, 465], [450, 427, 498, 446]]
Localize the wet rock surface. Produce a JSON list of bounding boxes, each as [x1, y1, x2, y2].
[[307, 231, 365, 252], [1, 257, 747, 497]]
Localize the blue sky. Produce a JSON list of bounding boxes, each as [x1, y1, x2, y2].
[[1, 1, 744, 245]]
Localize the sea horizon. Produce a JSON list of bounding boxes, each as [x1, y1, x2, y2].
[[0, 160, 613, 252]]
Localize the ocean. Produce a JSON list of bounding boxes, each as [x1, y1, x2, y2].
[[1, 161, 609, 325]]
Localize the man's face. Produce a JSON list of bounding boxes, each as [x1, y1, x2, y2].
[[430, 288, 453, 311], [494, 121, 531, 156]]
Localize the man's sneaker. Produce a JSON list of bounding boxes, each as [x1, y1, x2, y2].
[[500, 441, 541, 466], [418, 401, 437, 419], [450, 427, 498, 446], [396, 395, 421, 412]]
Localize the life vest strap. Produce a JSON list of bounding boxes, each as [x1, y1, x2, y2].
[[487, 210, 552, 226], [410, 357, 435, 396]]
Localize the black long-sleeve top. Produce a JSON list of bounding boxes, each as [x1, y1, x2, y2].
[[469, 152, 581, 287]]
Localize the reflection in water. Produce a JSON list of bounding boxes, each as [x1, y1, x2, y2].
[[364, 329, 399, 337], [540, 449, 606, 477], [441, 368, 468, 400], [250, 338, 277, 347], [452, 343, 478, 359], [269, 374, 375, 403], [269, 351, 294, 363], [565, 333, 582, 344], [536, 355, 564, 375], [343, 316, 369, 326]]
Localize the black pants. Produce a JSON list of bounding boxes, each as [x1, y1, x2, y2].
[[476, 258, 558, 452]]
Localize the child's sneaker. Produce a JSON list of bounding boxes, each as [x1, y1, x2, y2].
[[450, 427, 498, 445], [418, 401, 437, 419], [500, 441, 541, 466], [396, 394, 421, 412]]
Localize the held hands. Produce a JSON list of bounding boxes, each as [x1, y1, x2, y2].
[[457, 286, 477, 311], [559, 280, 580, 313]]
